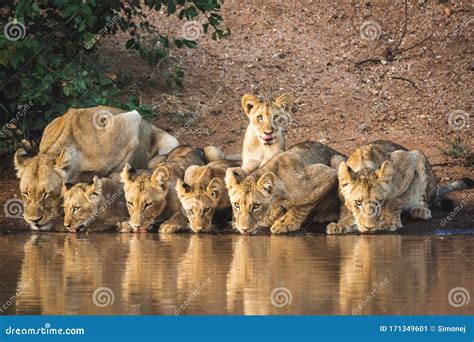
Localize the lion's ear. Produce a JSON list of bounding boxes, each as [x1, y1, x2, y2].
[[274, 93, 293, 112], [54, 147, 73, 179], [207, 177, 223, 199], [241, 94, 259, 116], [87, 176, 102, 202], [151, 166, 170, 190], [61, 181, 74, 196], [376, 161, 394, 186], [338, 162, 355, 187], [14, 148, 28, 178], [225, 167, 244, 189], [175, 179, 189, 198], [120, 163, 132, 184], [184, 165, 200, 185], [257, 172, 276, 196]]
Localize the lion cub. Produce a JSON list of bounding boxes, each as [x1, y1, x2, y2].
[[225, 141, 341, 235], [62, 175, 128, 233], [121, 145, 206, 233], [241, 93, 293, 172], [176, 159, 240, 233], [327, 140, 472, 234]]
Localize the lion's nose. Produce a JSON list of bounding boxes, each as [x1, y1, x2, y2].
[[64, 223, 71, 229], [264, 130, 273, 135], [30, 216, 43, 224]]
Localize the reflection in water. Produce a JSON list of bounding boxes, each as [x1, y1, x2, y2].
[[0, 233, 472, 315]]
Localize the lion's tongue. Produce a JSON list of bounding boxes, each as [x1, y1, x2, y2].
[[263, 134, 273, 141]]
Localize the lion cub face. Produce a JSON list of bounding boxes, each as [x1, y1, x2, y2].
[[14, 148, 73, 230], [176, 177, 222, 233], [242, 93, 293, 145], [338, 161, 394, 232], [62, 176, 103, 233], [121, 163, 169, 232], [225, 169, 276, 235]]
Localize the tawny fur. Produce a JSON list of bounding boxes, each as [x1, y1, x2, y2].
[[240, 93, 293, 172], [226, 141, 342, 235], [14, 106, 179, 231], [62, 175, 128, 233], [176, 159, 240, 233], [327, 140, 438, 234], [121, 145, 205, 233]]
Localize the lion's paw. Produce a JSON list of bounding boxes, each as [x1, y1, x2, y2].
[[410, 206, 431, 220], [270, 221, 300, 234], [159, 222, 183, 234], [326, 222, 349, 235]]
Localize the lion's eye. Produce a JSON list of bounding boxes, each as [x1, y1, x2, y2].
[[203, 208, 210, 214], [127, 201, 133, 207], [252, 203, 261, 211], [376, 199, 384, 206], [256, 115, 263, 121], [233, 202, 240, 210], [187, 209, 194, 216], [22, 191, 29, 198], [145, 201, 153, 208], [354, 200, 362, 207], [73, 206, 80, 213]]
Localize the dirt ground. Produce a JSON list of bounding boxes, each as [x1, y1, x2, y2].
[[1, 0, 472, 231]]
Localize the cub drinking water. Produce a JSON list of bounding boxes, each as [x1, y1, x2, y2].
[[176, 159, 240, 233], [327, 140, 473, 234], [62, 175, 128, 233]]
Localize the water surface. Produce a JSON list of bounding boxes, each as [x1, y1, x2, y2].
[[0, 233, 472, 315]]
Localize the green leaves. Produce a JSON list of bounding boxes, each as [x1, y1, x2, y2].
[[0, 0, 225, 157]]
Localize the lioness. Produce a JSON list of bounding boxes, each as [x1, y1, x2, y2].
[[241, 93, 293, 172], [121, 145, 206, 233], [327, 140, 473, 234], [176, 159, 240, 233], [62, 175, 128, 233], [225, 141, 343, 235], [14, 106, 179, 231]]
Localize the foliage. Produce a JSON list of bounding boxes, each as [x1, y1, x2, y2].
[[0, 0, 224, 156]]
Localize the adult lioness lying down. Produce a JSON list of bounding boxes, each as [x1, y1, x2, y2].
[[14, 106, 179, 231]]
